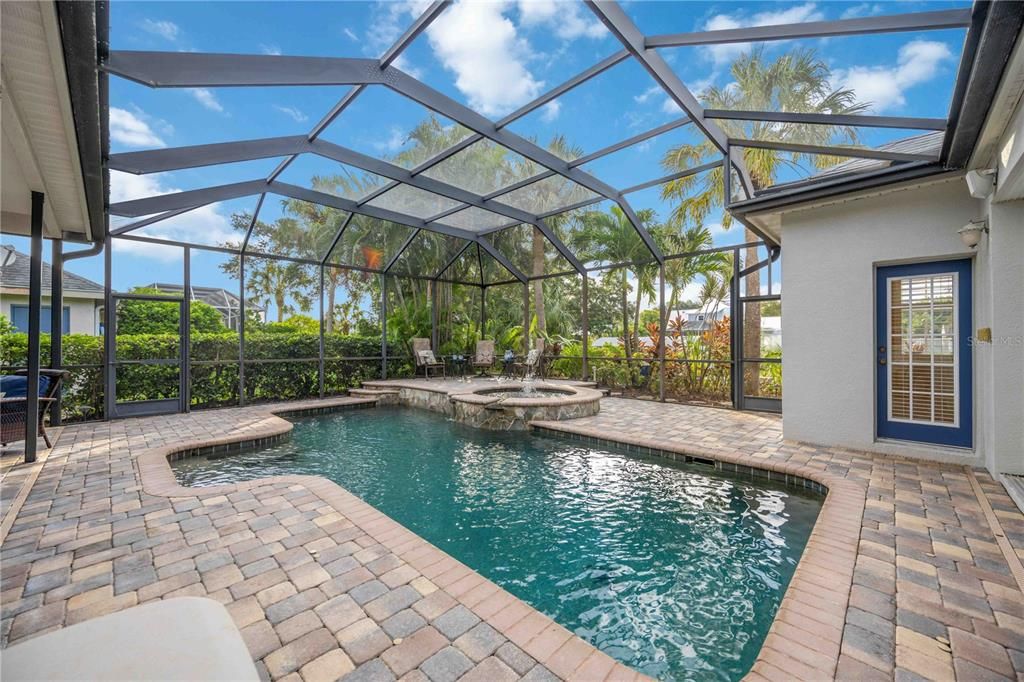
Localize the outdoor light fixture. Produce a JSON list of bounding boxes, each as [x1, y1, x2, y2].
[[958, 219, 989, 248]]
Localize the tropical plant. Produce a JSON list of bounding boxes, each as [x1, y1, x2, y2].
[[661, 47, 868, 394]]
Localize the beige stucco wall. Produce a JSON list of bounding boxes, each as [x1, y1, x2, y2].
[[780, 178, 985, 466], [1, 293, 101, 335]]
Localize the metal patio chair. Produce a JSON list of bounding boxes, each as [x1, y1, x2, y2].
[[471, 340, 495, 376], [411, 338, 445, 380], [1, 369, 70, 449]]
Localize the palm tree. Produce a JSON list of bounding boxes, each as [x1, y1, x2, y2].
[[574, 206, 656, 359], [661, 47, 869, 394]]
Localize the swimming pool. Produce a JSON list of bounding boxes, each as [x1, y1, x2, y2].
[[173, 407, 821, 681]]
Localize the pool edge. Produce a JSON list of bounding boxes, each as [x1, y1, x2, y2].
[[134, 398, 643, 682]]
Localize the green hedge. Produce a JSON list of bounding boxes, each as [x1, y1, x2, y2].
[[0, 331, 391, 421]]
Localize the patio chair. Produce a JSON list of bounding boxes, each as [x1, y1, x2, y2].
[[411, 338, 445, 380], [515, 349, 541, 380], [471, 340, 495, 376], [1, 369, 70, 449]]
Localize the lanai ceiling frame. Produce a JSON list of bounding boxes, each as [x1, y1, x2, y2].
[[102, 0, 976, 279]]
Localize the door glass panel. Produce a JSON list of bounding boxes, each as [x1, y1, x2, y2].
[[887, 273, 957, 426]]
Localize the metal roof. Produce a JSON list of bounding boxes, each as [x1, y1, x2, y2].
[[90, 0, 1022, 278]]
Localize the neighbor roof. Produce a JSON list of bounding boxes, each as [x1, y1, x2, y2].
[[0, 247, 104, 295]]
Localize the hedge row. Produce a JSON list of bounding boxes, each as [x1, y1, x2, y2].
[[0, 331, 406, 422]]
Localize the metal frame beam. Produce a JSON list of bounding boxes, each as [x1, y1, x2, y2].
[[586, 0, 755, 201], [704, 109, 947, 131], [110, 137, 586, 274], [320, 211, 355, 265], [383, 229, 421, 273], [729, 138, 939, 162], [477, 237, 526, 283], [110, 206, 204, 236], [646, 8, 972, 48]]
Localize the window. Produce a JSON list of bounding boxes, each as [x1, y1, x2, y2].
[[10, 305, 71, 334]]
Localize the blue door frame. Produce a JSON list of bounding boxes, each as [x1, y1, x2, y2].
[[876, 259, 972, 448]]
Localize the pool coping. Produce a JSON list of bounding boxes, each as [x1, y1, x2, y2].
[[134, 398, 641, 682], [135, 397, 864, 681]]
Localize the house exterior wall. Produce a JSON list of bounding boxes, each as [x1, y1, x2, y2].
[[2, 293, 100, 335], [779, 178, 994, 467]]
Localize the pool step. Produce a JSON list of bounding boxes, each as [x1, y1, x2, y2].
[[348, 388, 401, 405]]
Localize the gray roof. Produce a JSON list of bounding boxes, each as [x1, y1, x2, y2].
[[145, 283, 265, 313], [0, 246, 104, 295], [761, 131, 945, 195]]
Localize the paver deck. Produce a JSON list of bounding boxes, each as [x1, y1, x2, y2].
[[1, 391, 1022, 682]]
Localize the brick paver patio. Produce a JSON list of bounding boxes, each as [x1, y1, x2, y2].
[[1, 391, 1022, 681]]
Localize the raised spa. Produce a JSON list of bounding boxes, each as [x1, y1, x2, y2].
[[173, 407, 822, 680]]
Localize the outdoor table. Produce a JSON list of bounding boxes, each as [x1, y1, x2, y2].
[[448, 354, 467, 378]]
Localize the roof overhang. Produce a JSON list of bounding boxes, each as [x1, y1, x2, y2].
[[1, 1, 104, 242]]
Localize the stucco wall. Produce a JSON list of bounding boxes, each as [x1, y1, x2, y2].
[[2, 294, 100, 335], [780, 178, 986, 465]]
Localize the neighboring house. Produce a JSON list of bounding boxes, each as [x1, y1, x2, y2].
[[144, 282, 264, 331], [591, 306, 780, 350], [0, 246, 103, 335]]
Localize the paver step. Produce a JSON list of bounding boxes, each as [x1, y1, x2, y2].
[[348, 388, 400, 397]]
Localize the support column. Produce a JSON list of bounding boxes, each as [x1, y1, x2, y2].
[[522, 282, 530, 354], [103, 231, 114, 419], [380, 274, 388, 379], [25, 193, 44, 461], [239, 254, 246, 406], [318, 265, 325, 398], [581, 275, 589, 382], [430, 280, 438, 351], [50, 239, 63, 426], [182, 246, 191, 412], [658, 263, 666, 402], [730, 248, 743, 409]]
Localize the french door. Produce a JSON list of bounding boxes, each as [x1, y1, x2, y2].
[[876, 259, 972, 448]]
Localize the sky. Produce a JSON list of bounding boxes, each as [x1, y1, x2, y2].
[[2, 0, 969, 314]]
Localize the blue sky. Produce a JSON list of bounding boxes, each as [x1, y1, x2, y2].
[[3, 0, 969, 313]]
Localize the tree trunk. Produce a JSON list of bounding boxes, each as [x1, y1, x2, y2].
[[742, 228, 761, 396], [532, 228, 546, 336], [274, 292, 285, 323]]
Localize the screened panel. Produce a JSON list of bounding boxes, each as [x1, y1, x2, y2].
[[326, 214, 417, 271], [435, 206, 518, 233], [481, 248, 517, 285], [487, 223, 574, 277], [366, 184, 463, 221], [278, 153, 388, 201], [189, 249, 241, 410], [420, 138, 545, 196], [443, 244, 482, 285], [435, 282, 482, 356], [492, 175, 600, 216], [388, 230, 469, 277], [507, 58, 682, 160], [247, 197, 349, 261], [320, 85, 473, 169], [130, 196, 259, 251], [579, 121, 706, 190], [484, 283, 527, 354]]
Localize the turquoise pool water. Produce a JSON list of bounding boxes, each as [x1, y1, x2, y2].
[[174, 407, 821, 681]]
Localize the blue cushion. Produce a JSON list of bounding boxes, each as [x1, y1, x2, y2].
[[0, 375, 51, 399]]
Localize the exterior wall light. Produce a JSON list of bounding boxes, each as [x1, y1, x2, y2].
[[958, 219, 989, 248]]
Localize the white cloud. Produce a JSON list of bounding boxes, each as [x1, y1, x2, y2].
[[661, 97, 682, 115], [515, 0, 606, 40], [423, 1, 543, 117], [840, 3, 885, 20], [702, 3, 824, 66], [634, 85, 662, 104], [540, 100, 560, 122], [832, 40, 954, 111], [274, 105, 309, 123], [109, 107, 166, 148], [140, 18, 180, 42], [343, 28, 359, 42], [110, 170, 237, 260], [372, 126, 409, 153], [189, 88, 225, 113], [260, 44, 282, 55]]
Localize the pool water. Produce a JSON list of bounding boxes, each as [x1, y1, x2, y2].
[[174, 407, 821, 681]]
